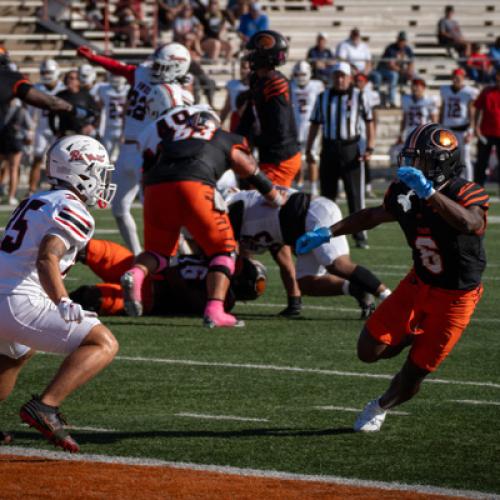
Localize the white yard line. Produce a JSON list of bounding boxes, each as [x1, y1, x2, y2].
[[450, 400, 500, 407], [0, 446, 495, 499], [110, 355, 500, 390], [21, 423, 117, 432], [175, 412, 268, 422], [313, 405, 409, 416]]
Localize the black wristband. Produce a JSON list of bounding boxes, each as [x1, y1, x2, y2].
[[365, 147, 374, 153], [247, 169, 273, 195]]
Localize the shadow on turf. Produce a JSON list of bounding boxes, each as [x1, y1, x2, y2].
[[11, 426, 355, 446]]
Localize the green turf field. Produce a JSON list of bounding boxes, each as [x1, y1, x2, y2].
[[0, 199, 499, 494]]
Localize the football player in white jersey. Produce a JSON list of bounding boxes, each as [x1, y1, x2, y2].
[[227, 189, 391, 318], [399, 78, 438, 143], [0, 135, 118, 453], [439, 68, 478, 181], [220, 58, 251, 132], [96, 74, 130, 161], [77, 43, 192, 255], [290, 61, 324, 195], [28, 59, 66, 195]]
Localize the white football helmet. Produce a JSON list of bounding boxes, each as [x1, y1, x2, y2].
[[109, 74, 127, 92], [150, 43, 191, 83], [40, 59, 60, 85], [146, 84, 187, 120], [46, 135, 116, 208], [78, 64, 96, 86], [292, 61, 312, 87]]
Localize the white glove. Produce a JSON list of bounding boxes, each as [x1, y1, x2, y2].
[[57, 297, 97, 323]]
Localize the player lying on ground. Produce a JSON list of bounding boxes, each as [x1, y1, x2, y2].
[[227, 189, 391, 318], [0, 136, 118, 452], [121, 104, 285, 328], [70, 239, 267, 316], [296, 124, 488, 432]]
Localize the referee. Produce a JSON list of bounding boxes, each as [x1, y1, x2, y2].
[[306, 62, 375, 248]]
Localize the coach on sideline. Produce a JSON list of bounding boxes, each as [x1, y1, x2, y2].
[[306, 62, 375, 249]]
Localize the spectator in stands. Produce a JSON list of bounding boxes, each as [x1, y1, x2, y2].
[[335, 28, 372, 76], [371, 31, 415, 108], [112, 1, 141, 47], [489, 37, 500, 73], [227, 0, 249, 27], [466, 43, 492, 84], [473, 70, 500, 189], [158, 0, 184, 32], [174, 3, 204, 48], [307, 32, 335, 84], [49, 70, 99, 137], [83, 0, 104, 29], [201, 0, 233, 61], [437, 5, 469, 57], [237, 2, 269, 44]]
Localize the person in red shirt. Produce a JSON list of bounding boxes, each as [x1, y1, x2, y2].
[[473, 70, 500, 187], [465, 42, 492, 84]]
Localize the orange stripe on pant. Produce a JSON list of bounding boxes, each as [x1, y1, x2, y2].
[[144, 181, 237, 258], [366, 269, 483, 372], [260, 152, 301, 188]]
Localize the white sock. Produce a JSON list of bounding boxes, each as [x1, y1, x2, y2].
[[311, 181, 319, 197], [342, 280, 350, 296], [378, 288, 392, 301]]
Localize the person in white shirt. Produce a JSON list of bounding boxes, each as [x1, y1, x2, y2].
[[0, 135, 118, 453], [290, 60, 324, 195], [29, 59, 66, 196], [399, 78, 438, 143], [336, 28, 372, 75], [439, 68, 478, 181]]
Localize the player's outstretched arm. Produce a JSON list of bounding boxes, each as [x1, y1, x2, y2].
[[23, 87, 72, 113], [296, 206, 394, 255], [76, 46, 136, 83]]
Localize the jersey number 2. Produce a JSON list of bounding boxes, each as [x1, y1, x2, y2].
[[0, 199, 46, 253], [415, 236, 443, 274]]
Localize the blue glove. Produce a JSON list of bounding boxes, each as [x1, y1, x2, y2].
[[295, 227, 332, 255], [397, 167, 435, 199]]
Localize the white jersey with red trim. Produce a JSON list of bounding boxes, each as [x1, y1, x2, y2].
[[402, 94, 438, 140], [440, 85, 478, 128], [123, 63, 185, 141], [0, 189, 94, 296], [97, 82, 130, 138], [291, 79, 324, 144], [31, 81, 66, 135]]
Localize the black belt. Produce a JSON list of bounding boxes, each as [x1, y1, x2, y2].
[[322, 136, 360, 146], [449, 124, 470, 132]]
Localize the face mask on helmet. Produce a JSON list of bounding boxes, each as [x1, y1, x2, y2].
[[187, 104, 221, 131], [150, 43, 191, 83], [399, 126, 461, 186], [78, 64, 96, 86], [246, 30, 288, 70], [46, 136, 116, 208], [293, 61, 311, 87]]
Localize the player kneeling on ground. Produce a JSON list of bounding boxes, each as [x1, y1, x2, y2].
[[0, 136, 118, 452], [296, 124, 488, 432], [70, 239, 267, 316], [228, 189, 391, 318], [121, 105, 283, 328]]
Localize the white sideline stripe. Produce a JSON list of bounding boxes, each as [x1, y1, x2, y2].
[[314, 405, 409, 416], [175, 412, 268, 422], [0, 447, 495, 499], [241, 301, 500, 324], [451, 400, 500, 407], [115, 355, 500, 390]]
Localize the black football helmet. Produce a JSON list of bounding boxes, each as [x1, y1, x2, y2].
[[246, 30, 288, 70], [398, 123, 462, 186], [232, 257, 267, 301]]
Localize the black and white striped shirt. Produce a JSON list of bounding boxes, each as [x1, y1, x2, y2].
[[310, 86, 372, 141]]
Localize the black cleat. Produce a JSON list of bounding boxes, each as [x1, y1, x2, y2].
[[349, 283, 375, 320], [20, 395, 80, 453]]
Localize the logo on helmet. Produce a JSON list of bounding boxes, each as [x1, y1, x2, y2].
[[430, 129, 458, 151], [255, 33, 276, 49], [69, 150, 85, 162]]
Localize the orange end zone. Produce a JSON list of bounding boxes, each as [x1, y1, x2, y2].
[[0, 455, 463, 500]]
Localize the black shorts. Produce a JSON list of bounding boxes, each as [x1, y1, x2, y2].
[[0, 128, 23, 155]]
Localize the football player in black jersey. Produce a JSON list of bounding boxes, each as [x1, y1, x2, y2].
[[121, 105, 284, 328], [296, 123, 488, 432], [237, 30, 301, 188]]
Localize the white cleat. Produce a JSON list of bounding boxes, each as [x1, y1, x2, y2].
[[120, 271, 143, 317], [353, 399, 387, 432]]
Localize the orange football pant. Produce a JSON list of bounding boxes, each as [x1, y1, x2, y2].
[[366, 269, 483, 372], [260, 152, 301, 188]]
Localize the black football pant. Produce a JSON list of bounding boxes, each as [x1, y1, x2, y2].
[[319, 140, 367, 244], [475, 136, 500, 186]]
